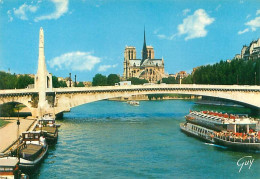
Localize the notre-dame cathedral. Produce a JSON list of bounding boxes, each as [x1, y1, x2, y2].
[[123, 30, 167, 83]]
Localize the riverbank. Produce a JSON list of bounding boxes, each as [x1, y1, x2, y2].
[[0, 117, 36, 153]]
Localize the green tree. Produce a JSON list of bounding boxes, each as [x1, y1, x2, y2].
[[162, 77, 178, 84], [107, 74, 120, 86], [92, 74, 107, 86], [182, 75, 193, 84], [0, 103, 15, 117], [52, 76, 67, 88], [77, 82, 85, 87], [16, 75, 34, 89], [127, 77, 148, 85]]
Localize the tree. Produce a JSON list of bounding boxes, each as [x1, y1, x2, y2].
[[127, 77, 148, 85], [52, 76, 67, 88], [16, 75, 34, 89], [162, 77, 178, 84], [182, 75, 193, 84], [77, 82, 85, 87], [92, 74, 107, 86], [107, 74, 120, 86], [0, 103, 15, 117]]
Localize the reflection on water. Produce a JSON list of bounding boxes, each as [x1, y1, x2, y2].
[[31, 100, 259, 178]]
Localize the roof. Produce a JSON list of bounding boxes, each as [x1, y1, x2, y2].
[[0, 157, 19, 167]]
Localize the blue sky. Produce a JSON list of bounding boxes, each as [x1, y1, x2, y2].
[[0, 0, 259, 81]]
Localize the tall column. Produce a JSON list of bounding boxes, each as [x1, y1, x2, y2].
[[37, 28, 47, 110], [35, 27, 53, 117]]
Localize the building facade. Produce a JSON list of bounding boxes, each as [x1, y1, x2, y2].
[[123, 30, 167, 83], [236, 38, 260, 60]]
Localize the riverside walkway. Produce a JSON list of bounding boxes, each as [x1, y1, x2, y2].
[[0, 118, 36, 153]]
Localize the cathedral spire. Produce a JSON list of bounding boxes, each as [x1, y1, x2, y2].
[[141, 27, 148, 63]]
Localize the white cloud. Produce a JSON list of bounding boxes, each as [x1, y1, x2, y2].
[[245, 16, 260, 31], [246, 14, 251, 19], [13, 3, 38, 20], [238, 9, 260, 34], [157, 34, 176, 40], [215, 4, 221, 11], [35, 0, 68, 21], [155, 9, 214, 41], [177, 9, 215, 40], [238, 28, 249, 35], [48, 51, 101, 71], [182, 9, 190, 16], [257, 9, 260, 15], [7, 10, 13, 22], [98, 64, 118, 72]]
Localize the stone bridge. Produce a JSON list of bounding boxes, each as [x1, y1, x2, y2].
[[0, 84, 259, 117], [1, 28, 259, 118]]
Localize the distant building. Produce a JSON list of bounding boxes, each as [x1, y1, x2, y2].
[[239, 38, 260, 60], [176, 71, 189, 79], [123, 29, 167, 83]]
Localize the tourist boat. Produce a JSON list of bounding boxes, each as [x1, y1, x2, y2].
[[127, 101, 140, 106], [0, 157, 28, 179], [180, 110, 260, 151], [18, 131, 48, 169], [34, 113, 60, 144]]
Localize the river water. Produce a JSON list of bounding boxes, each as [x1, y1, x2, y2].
[[32, 100, 259, 178]]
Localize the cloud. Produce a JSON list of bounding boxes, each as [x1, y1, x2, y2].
[[215, 4, 221, 11], [155, 9, 214, 41], [177, 9, 215, 40], [7, 10, 13, 22], [245, 16, 260, 31], [98, 64, 118, 72], [246, 14, 251, 19], [257, 9, 260, 15], [48, 51, 101, 71], [182, 9, 190, 16], [13, 3, 38, 20], [238, 28, 249, 35], [34, 0, 68, 21], [238, 10, 260, 34]]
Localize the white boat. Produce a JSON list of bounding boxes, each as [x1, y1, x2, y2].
[[127, 101, 140, 106], [181, 110, 260, 151], [35, 113, 60, 144], [18, 131, 48, 169], [0, 157, 28, 179]]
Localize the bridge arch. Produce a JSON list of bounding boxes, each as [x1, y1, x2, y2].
[[53, 85, 260, 114]]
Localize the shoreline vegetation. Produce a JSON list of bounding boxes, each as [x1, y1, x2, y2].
[[0, 119, 9, 128]]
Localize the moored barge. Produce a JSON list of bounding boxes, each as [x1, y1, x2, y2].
[[34, 114, 59, 144], [18, 131, 48, 169]]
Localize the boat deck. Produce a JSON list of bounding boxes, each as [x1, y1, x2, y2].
[[20, 144, 42, 155], [35, 126, 57, 134]]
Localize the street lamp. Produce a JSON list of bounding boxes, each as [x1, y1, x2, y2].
[[15, 104, 20, 159], [69, 73, 72, 87], [255, 72, 256, 85]]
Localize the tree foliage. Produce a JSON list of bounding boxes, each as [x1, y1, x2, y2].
[[107, 74, 120, 86], [92, 74, 107, 86], [127, 77, 149, 85], [77, 82, 85, 87], [0, 103, 15, 117], [162, 77, 178, 84], [52, 76, 67, 88], [191, 58, 260, 85], [0, 72, 34, 89]]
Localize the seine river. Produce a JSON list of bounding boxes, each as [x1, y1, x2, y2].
[[32, 100, 259, 178]]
